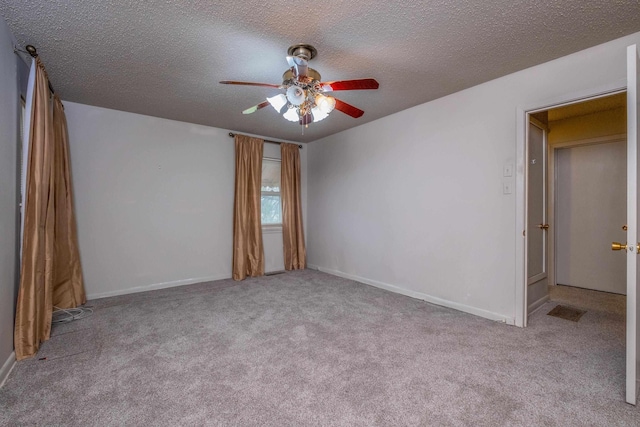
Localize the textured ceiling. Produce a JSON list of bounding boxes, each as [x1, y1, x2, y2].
[[2, 1, 640, 143]]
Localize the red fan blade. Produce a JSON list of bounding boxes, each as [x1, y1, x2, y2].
[[220, 81, 281, 88], [334, 98, 364, 118], [299, 112, 313, 125], [242, 100, 270, 115], [320, 78, 379, 92]]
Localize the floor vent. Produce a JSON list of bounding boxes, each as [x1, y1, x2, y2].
[[547, 305, 586, 322]]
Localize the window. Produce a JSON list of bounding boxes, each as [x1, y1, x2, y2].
[[261, 158, 282, 226]]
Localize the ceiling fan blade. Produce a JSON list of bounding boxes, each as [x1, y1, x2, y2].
[[220, 81, 281, 88], [321, 79, 379, 92], [334, 98, 365, 118], [242, 100, 270, 115], [286, 56, 308, 78], [299, 112, 313, 125]]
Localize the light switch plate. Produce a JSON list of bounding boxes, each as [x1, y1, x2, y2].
[[503, 164, 513, 177], [503, 180, 513, 194]]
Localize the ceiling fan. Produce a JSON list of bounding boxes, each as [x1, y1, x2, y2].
[[220, 44, 379, 126]]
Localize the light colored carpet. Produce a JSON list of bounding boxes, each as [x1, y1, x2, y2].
[[1, 270, 638, 426], [550, 283, 626, 315]]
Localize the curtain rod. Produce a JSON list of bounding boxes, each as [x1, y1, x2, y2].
[[228, 133, 303, 149], [13, 44, 56, 94]]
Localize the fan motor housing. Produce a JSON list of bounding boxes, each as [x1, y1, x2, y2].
[[287, 43, 317, 61]]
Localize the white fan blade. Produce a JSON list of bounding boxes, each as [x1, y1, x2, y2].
[[242, 100, 270, 115]]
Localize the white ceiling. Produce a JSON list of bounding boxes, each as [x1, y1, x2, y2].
[[2, 1, 640, 143]]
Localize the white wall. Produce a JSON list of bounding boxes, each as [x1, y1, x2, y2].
[[307, 32, 640, 324], [64, 102, 306, 299], [0, 18, 21, 383]]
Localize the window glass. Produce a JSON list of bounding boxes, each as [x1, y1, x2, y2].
[[261, 159, 281, 225]]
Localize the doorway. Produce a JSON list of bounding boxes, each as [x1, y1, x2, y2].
[[517, 44, 640, 405], [522, 91, 628, 320], [521, 91, 631, 403]]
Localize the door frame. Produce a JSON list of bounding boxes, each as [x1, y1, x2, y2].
[[515, 84, 627, 328]]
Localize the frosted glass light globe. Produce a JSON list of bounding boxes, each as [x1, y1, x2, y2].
[[315, 94, 336, 114], [267, 94, 287, 113], [283, 108, 300, 122], [286, 86, 306, 106], [312, 107, 329, 122]]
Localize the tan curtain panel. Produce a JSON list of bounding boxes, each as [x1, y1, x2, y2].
[[232, 134, 265, 280], [14, 59, 86, 360], [51, 96, 86, 308], [281, 143, 306, 270]]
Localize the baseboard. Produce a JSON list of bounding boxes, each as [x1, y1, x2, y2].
[[86, 274, 232, 300], [528, 294, 551, 316], [0, 351, 16, 389], [310, 265, 514, 325]]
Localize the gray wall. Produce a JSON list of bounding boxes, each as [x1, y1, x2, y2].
[[306, 31, 640, 324], [0, 17, 27, 376], [64, 102, 307, 299]]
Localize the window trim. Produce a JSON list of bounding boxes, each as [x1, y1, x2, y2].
[[262, 223, 283, 233]]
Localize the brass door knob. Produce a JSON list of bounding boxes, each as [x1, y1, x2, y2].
[[623, 225, 628, 231], [612, 242, 628, 251], [537, 224, 550, 230]]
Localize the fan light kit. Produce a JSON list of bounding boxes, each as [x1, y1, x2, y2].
[[220, 44, 379, 130]]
